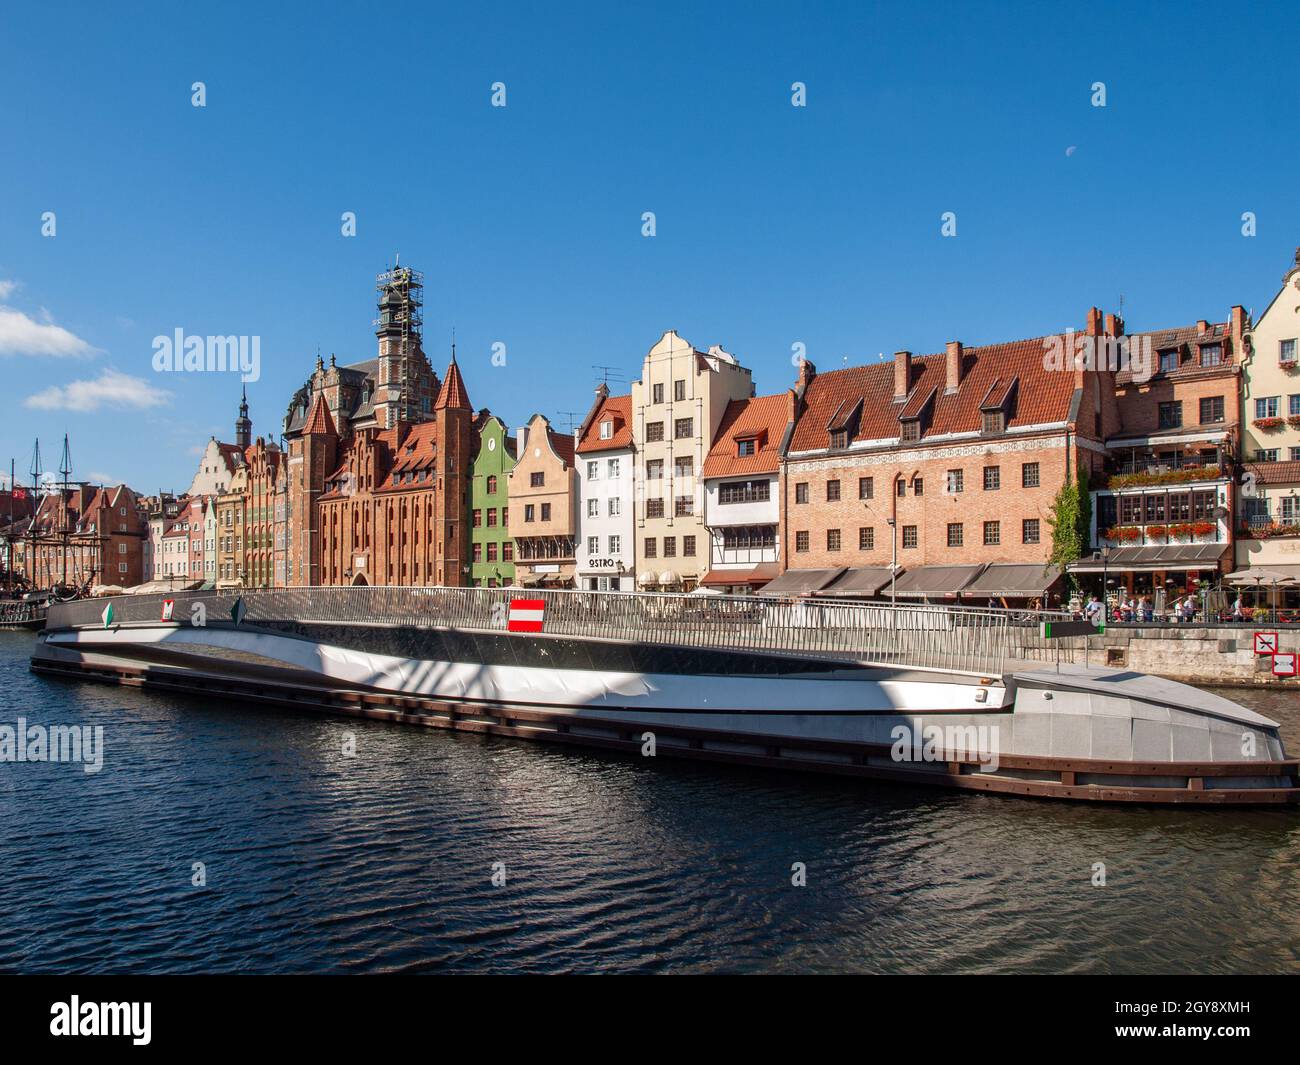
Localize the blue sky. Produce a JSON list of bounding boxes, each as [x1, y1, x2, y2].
[[1, 0, 1297, 492]]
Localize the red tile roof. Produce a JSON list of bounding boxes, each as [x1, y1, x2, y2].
[[788, 335, 1079, 453], [1245, 460, 1300, 486], [549, 426, 575, 467], [702, 394, 789, 478], [434, 355, 472, 411], [303, 392, 337, 436], [576, 394, 633, 453], [1116, 321, 1235, 386]]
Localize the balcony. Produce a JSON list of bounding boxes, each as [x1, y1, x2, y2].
[[1094, 463, 1223, 490]]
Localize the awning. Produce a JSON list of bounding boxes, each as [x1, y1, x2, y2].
[[518, 574, 543, 586], [1225, 565, 1300, 584], [1069, 543, 1227, 573], [758, 566, 847, 597], [815, 566, 896, 598], [962, 563, 1063, 600], [891, 564, 986, 598], [699, 564, 780, 587]]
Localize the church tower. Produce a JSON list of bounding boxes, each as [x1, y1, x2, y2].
[[374, 264, 438, 429], [235, 385, 252, 450], [433, 345, 474, 585]]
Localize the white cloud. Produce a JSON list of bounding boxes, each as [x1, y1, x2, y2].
[[0, 280, 17, 300], [24, 368, 172, 413], [0, 306, 96, 358]]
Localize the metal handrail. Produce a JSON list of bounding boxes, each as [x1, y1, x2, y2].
[[45, 586, 1076, 677]]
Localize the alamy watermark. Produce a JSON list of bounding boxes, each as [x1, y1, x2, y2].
[[1043, 331, 1152, 384], [891, 722, 1000, 772], [152, 329, 260, 382], [0, 718, 104, 774]]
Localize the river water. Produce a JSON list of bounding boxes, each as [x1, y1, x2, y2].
[[1, 630, 1297, 974]]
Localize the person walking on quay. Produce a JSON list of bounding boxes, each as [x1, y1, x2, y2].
[[1232, 594, 1244, 622]]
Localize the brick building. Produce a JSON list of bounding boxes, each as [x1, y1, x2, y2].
[[241, 438, 284, 588], [508, 413, 577, 588], [773, 311, 1122, 604], [21, 484, 148, 591]]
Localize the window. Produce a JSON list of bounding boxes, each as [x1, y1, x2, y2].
[[674, 379, 685, 401], [901, 420, 920, 442], [644, 537, 657, 558], [540, 503, 551, 521], [652, 383, 664, 404], [1119, 495, 1142, 524], [609, 535, 620, 554], [826, 479, 841, 502], [946, 469, 963, 494], [981, 411, 1005, 434], [1022, 518, 1040, 544], [502, 507, 509, 526], [682, 536, 695, 556], [902, 525, 918, 549], [737, 438, 756, 457], [646, 460, 663, 480], [487, 508, 498, 528], [587, 499, 599, 518], [674, 456, 693, 479], [608, 497, 621, 516], [674, 418, 693, 439], [1169, 492, 1191, 521], [1281, 339, 1297, 365], [983, 466, 1000, 491], [599, 420, 613, 440], [912, 477, 923, 496], [1022, 462, 1040, 488], [795, 482, 809, 504], [530, 471, 544, 488], [663, 537, 676, 557], [1254, 449, 1279, 463], [720, 527, 776, 550], [646, 498, 664, 518], [983, 520, 1000, 546], [608, 458, 621, 479], [1199, 343, 1223, 367], [858, 527, 874, 550], [1200, 396, 1224, 424], [795, 531, 809, 552], [1256, 396, 1280, 419], [487, 543, 498, 562], [1158, 349, 1179, 373], [827, 529, 841, 552], [719, 480, 770, 504], [1289, 394, 1300, 417], [1157, 401, 1182, 429], [947, 523, 963, 547], [674, 496, 694, 517], [471, 509, 482, 528], [858, 477, 873, 500], [1143, 494, 1166, 523], [896, 479, 906, 497], [1292, 447, 1300, 462], [587, 461, 599, 480], [645, 421, 664, 442], [829, 430, 848, 449], [524, 504, 535, 522], [472, 543, 483, 563]]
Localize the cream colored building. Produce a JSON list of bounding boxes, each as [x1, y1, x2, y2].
[[630, 330, 753, 591], [1237, 247, 1300, 595]]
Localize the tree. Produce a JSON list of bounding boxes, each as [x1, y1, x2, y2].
[[1046, 467, 1091, 588]]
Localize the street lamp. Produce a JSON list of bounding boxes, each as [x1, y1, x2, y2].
[[886, 516, 898, 607]]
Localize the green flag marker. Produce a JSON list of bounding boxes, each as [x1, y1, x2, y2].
[[231, 598, 247, 625], [101, 602, 114, 629]]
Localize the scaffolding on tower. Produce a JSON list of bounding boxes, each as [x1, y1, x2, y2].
[[374, 262, 425, 422]]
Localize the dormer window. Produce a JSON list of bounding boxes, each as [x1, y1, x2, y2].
[[981, 410, 1006, 434], [737, 438, 756, 457], [901, 420, 920, 442], [1158, 349, 1179, 374], [828, 430, 848, 450], [600, 420, 613, 440], [1199, 343, 1223, 367]]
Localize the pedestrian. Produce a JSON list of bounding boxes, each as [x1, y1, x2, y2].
[[1084, 595, 1102, 626], [1232, 594, 1244, 621]]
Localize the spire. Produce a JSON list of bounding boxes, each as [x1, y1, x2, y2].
[[303, 392, 337, 436], [434, 348, 471, 411], [235, 385, 252, 449]]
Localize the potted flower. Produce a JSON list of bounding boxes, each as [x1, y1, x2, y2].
[[1288, 415, 1300, 429], [1255, 416, 1284, 430], [1146, 524, 1168, 540], [1190, 521, 1215, 538]]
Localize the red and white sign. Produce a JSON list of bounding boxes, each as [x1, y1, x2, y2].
[[1254, 631, 1279, 655], [1272, 652, 1297, 677], [161, 599, 175, 621], [507, 598, 546, 633]]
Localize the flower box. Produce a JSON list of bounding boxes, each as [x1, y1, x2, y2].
[[1104, 526, 1142, 543], [1146, 525, 1168, 540], [1255, 416, 1284, 431], [1288, 415, 1300, 429]]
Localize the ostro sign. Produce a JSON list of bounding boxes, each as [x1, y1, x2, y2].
[[587, 558, 620, 570]]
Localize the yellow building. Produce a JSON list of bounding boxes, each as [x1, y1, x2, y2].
[[1237, 247, 1300, 597], [630, 330, 753, 591]]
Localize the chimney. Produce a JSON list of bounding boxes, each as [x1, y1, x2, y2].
[[1231, 305, 1248, 360], [796, 357, 817, 392], [1086, 307, 1102, 337], [1197, 319, 1209, 335], [945, 341, 964, 394], [893, 350, 912, 400], [1104, 313, 1125, 337], [516, 425, 528, 451]]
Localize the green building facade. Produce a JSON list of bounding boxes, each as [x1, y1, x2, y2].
[[470, 413, 517, 586]]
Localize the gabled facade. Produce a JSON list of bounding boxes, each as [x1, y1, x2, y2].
[[631, 330, 754, 592], [507, 413, 577, 588], [575, 386, 635, 590], [470, 412, 517, 587], [700, 392, 789, 593], [21, 484, 147, 591]]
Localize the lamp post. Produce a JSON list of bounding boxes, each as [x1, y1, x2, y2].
[[886, 516, 898, 608], [1101, 544, 1110, 613]]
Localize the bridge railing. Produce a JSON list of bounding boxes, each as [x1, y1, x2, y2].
[[46, 586, 1077, 677]]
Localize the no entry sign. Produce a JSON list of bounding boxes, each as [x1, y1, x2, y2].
[[1254, 631, 1279, 656]]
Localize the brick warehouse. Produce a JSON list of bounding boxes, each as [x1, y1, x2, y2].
[[771, 308, 1123, 603]]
